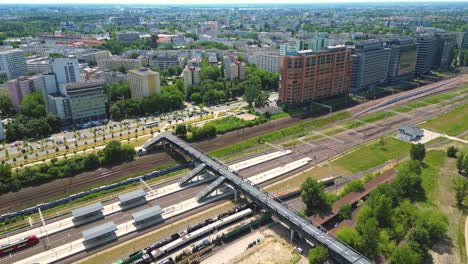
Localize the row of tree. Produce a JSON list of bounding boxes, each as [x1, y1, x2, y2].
[[0, 140, 135, 194], [109, 86, 184, 120], [3, 92, 62, 142]]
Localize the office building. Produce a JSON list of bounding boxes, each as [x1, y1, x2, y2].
[[128, 68, 161, 99], [80, 50, 111, 64], [97, 57, 147, 71], [280, 38, 329, 56], [415, 34, 438, 75], [49, 57, 81, 84], [350, 40, 391, 93], [463, 30, 468, 49], [116, 32, 140, 42], [150, 56, 184, 71], [279, 46, 352, 105], [26, 57, 50, 74], [387, 37, 417, 82], [6, 75, 45, 111], [48, 80, 106, 123], [435, 32, 457, 68], [0, 49, 27, 80]]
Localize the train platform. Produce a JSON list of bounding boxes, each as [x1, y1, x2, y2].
[[13, 157, 311, 264], [229, 150, 292, 171]]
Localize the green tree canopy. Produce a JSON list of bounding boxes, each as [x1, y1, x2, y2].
[[21, 92, 46, 118], [308, 245, 329, 264], [410, 143, 426, 162], [300, 177, 330, 215]]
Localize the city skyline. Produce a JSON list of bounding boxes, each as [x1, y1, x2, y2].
[[1, 0, 467, 5]]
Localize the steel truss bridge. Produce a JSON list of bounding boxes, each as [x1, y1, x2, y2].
[[142, 133, 372, 264]]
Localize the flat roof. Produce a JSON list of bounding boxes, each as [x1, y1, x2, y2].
[[72, 202, 103, 218], [82, 221, 117, 241], [118, 189, 147, 203], [132, 205, 163, 223]]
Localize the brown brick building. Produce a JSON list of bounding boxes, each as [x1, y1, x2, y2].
[[278, 45, 352, 105]]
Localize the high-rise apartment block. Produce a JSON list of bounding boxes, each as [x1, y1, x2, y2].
[[182, 66, 201, 96], [280, 38, 329, 56], [223, 55, 233, 80], [0, 49, 27, 80], [250, 54, 280, 73], [279, 46, 352, 105], [7, 75, 45, 111], [351, 40, 391, 93], [128, 68, 161, 99]]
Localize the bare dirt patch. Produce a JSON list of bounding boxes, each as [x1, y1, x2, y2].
[[237, 113, 257, 121], [231, 235, 308, 264]]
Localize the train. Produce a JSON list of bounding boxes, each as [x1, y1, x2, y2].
[[0, 235, 40, 255], [113, 203, 256, 264], [0, 163, 192, 223]]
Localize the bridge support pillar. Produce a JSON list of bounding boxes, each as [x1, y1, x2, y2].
[[234, 189, 238, 202], [290, 229, 295, 241]]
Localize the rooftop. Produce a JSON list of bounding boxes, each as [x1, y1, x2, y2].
[[82, 221, 117, 241], [72, 202, 103, 218]]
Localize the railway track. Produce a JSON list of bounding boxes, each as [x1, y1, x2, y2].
[[0, 74, 465, 215]]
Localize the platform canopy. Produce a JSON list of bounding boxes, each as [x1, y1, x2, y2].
[[118, 189, 146, 204], [82, 221, 117, 241], [72, 202, 103, 218], [132, 205, 163, 223]]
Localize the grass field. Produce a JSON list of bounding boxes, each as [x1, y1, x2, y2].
[[331, 137, 411, 173], [418, 147, 467, 264], [210, 111, 351, 158], [421, 104, 468, 136]]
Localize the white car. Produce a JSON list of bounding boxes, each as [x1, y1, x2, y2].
[[295, 247, 303, 254]]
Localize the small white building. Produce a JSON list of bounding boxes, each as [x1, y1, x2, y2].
[[397, 126, 424, 142]]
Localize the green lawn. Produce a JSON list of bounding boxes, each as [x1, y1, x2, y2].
[[332, 137, 411, 173], [421, 104, 468, 136], [420, 150, 446, 200], [341, 111, 396, 129], [209, 111, 350, 158]]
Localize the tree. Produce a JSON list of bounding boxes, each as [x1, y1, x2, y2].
[[447, 146, 458, 158], [410, 143, 426, 162], [389, 245, 421, 264], [357, 217, 379, 257], [175, 124, 187, 139], [21, 92, 46, 118], [243, 81, 261, 107], [308, 245, 328, 264], [102, 140, 123, 164], [336, 227, 364, 252], [415, 208, 448, 243], [452, 176, 467, 207], [301, 177, 330, 215], [393, 167, 424, 201], [457, 152, 466, 174], [0, 163, 12, 184], [0, 94, 15, 116], [408, 225, 430, 252], [254, 91, 270, 108], [338, 204, 352, 220]]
